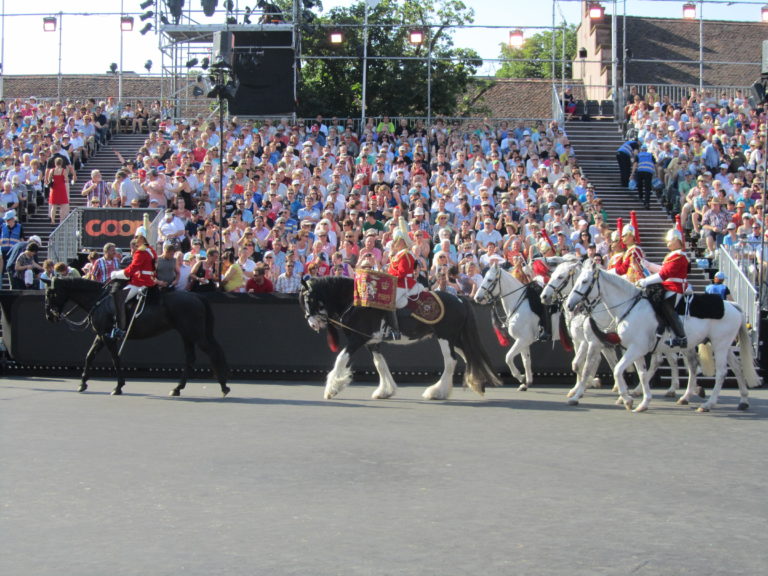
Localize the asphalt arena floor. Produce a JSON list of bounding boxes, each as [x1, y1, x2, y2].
[[2, 375, 767, 576]]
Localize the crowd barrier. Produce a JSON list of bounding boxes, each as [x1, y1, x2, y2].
[[0, 292, 579, 380]]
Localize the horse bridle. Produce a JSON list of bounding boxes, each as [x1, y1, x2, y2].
[[482, 267, 529, 326], [570, 265, 602, 313], [547, 262, 581, 306]]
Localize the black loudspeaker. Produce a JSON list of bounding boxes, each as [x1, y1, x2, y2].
[[751, 81, 766, 106], [229, 49, 295, 115], [212, 31, 234, 66]]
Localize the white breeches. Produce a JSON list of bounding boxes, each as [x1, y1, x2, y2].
[[396, 283, 425, 308]]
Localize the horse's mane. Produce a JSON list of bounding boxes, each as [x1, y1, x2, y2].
[[596, 265, 640, 294], [306, 276, 355, 315], [52, 277, 106, 293]]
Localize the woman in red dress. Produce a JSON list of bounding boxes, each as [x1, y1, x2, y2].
[[45, 156, 70, 224]]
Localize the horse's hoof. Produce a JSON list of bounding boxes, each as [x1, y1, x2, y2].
[[696, 386, 706, 399], [323, 391, 335, 400], [633, 404, 649, 413], [518, 384, 528, 392], [567, 398, 579, 406], [738, 402, 749, 411], [614, 397, 624, 406], [623, 398, 634, 411], [696, 406, 710, 413], [590, 378, 602, 389], [78, 384, 87, 393], [664, 390, 677, 398], [169, 389, 180, 397], [566, 390, 575, 399], [630, 390, 642, 398], [111, 389, 122, 396], [221, 386, 230, 397], [676, 398, 689, 406]]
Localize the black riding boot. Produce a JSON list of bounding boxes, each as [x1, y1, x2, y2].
[[387, 310, 401, 341], [538, 306, 552, 342], [111, 285, 128, 340], [661, 295, 687, 348]]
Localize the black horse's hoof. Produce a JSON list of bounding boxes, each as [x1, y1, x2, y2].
[[169, 389, 181, 397], [696, 386, 706, 399], [78, 384, 88, 393], [222, 386, 231, 397], [111, 388, 123, 396], [738, 402, 749, 411]]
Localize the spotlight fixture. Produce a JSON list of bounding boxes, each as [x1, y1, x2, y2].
[[43, 16, 57, 32], [682, 3, 697, 19], [109, 63, 118, 74], [140, 22, 153, 35], [192, 86, 205, 97], [121, 16, 135, 31], [508, 29, 524, 49], [160, 15, 170, 25], [186, 58, 199, 68], [763, 4, 768, 22], [330, 31, 343, 44], [201, 57, 210, 70], [201, 0, 218, 18], [588, 2, 604, 20], [409, 30, 424, 45], [144, 59, 153, 72], [140, 11, 154, 22], [140, 0, 154, 9]]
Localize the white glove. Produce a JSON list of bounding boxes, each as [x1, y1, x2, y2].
[[111, 270, 128, 281], [636, 278, 647, 289]]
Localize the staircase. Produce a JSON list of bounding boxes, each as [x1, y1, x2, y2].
[[564, 120, 724, 390], [4, 133, 147, 287]]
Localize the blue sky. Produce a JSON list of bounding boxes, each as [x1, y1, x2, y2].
[[0, 0, 766, 76]]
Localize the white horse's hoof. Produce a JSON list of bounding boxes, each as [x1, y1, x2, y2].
[[590, 378, 602, 389], [696, 406, 711, 413], [518, 383, 528, 392], [738, 402, 749, 411], [611, 384, 619, 393], [567, 398, 579, 406], [566, 389, 576, 399], [372, 390, 394, 400], [324, 390, 336, 400], [623, 398, 634, 411], [614, 396, 624, 406], [633, 404, 649, 413], [676, 397, 689, 406], [664, 390, 677, 398]]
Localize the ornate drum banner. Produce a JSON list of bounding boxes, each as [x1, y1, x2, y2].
[[81, 208, 159, 250], [354, 269, 397, 311]]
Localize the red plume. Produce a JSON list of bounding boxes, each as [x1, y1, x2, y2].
[[630, 210, 641, 244], [617, 217, 625, 250], [540, 228, 556, 253], [675, 214, 686, 250]]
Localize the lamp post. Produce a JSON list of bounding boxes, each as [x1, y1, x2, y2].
[[119, 1, 134, 109], [43, 13, 63, 101], [409, 29, 432, 126], [1, 0, 5, 99], [361, 0, 381, 128], [683, 1, 703, 92]]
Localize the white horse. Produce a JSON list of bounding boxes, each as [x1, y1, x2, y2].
[[566, 260, 760, 412], [474, 263, 546, 391], [541, 257, 683, 405]]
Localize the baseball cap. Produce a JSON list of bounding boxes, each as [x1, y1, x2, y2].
[[28, 234, 42, 245], [714, 271, 727, 280], [726, 222, 736, 230]]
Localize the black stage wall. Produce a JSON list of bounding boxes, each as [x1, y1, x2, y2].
[[0, 292, 579, 377]]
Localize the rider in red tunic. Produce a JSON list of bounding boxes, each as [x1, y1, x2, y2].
[[384, 218, 424, 340], [637, 228, 689, 347], [109, 225, 157, 340]]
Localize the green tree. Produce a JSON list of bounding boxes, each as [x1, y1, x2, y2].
[[496, 25, 577, 80], [284, 0, 482, 118]]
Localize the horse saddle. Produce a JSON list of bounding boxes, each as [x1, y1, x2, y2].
[[675, 293, 725, 320], [404, 291, 445, 325]]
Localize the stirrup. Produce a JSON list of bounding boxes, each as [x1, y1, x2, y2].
[[110, 327, 125, 341], [665, 336, 687, 348], [386, 329, 401, 341]]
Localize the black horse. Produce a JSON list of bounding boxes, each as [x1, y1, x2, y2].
[[44, 278, 229, 397], [298, 276, 501, 400]]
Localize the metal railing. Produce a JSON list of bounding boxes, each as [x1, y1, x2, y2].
[[48, 209, 81, 265], [552, 85, 564, 126], [718, 245, 759, 354]]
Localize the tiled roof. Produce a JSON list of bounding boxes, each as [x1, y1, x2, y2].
[[610, 17, 763, 86], [465, 78, 575, 120]]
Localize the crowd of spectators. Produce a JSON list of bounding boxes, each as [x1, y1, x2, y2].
[[621, 86, 768, 287]]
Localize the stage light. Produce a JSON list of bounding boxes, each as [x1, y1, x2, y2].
[[762, 5, 768, 22], [140, 11, 154, 22], [508, 29, 524, 49], [330, 31, 343, 44], [140, 0, 155, 9], [43, 16, 57, 32], [109, 63, 118, 74], [144, 59, 153, 72], [140, 23, 153, 35], [186, 58, 199, 68], [682, 3, 697, 19], [192, 86, 205, 97], [201, 57, 210, 69], [588, 2, 604, 20], [201, 0, 218, 18], [409, 30, 424, 45], [121, 16, 135, 31]]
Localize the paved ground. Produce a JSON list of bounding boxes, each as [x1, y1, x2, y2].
[[2, 375, 767, 576]]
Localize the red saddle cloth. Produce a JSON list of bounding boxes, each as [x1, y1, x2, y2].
[[354, 269, 396, 311], [405, 291, 445, 324]]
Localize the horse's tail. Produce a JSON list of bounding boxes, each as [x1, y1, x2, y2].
[[697, 342, 715, 377], [736, 319, 761, 389], [459, 298, 502, 394], [201, 297, 228, 384]]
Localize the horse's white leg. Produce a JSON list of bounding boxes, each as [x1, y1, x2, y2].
[[567, 339, 588, 397], [633, 355, 656, 413], [726, 348, 751, 411], [698, 346, 730, 412], [324, 348, 352, 399], [423, 340, 456, 400], [371, 349, 397, 400], [612, 353, 636, 410], [504, 340, 527, 390], [663, 351, 680, 397], [568, 341, 603, 404], [520, 343, 534, 393], [677, 349, 700, 406]]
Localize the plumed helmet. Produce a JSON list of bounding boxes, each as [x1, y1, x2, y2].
[[666, 228, 683, 243], [539, 239, 553, 253], [621, 225, 635, 238], [392, 217, 413, 249], [610, 230, 620, 243], [134, 226, 148, 238]]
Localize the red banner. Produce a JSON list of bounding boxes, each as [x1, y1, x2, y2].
[[354, 270, 397, 311], [81, 208, 159, 250]]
